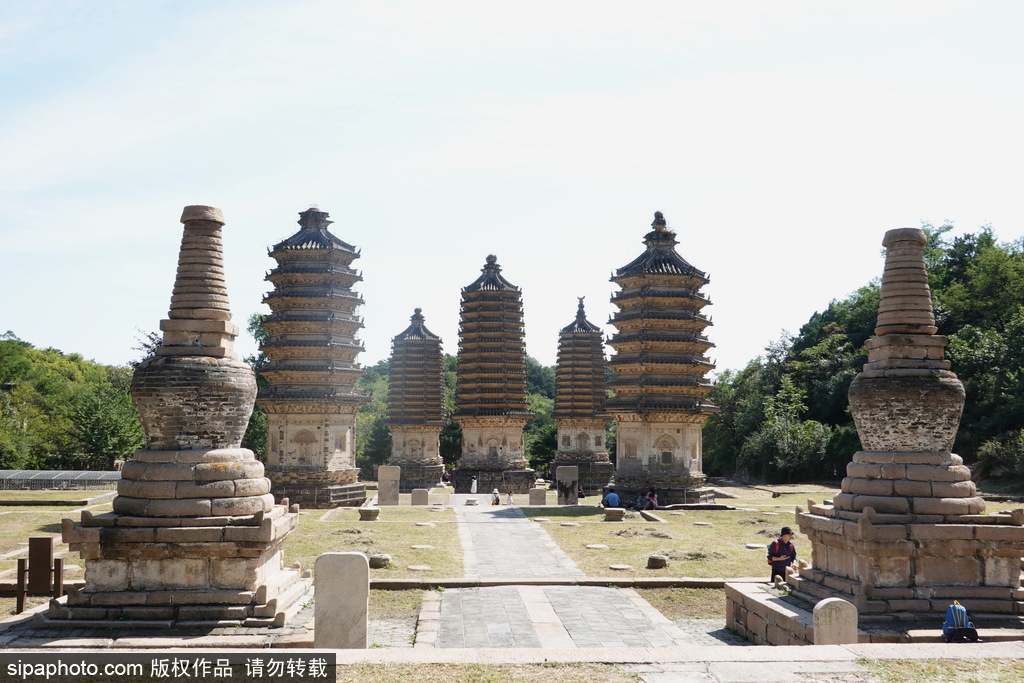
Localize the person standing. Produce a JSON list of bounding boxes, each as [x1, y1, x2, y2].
[[470, 476, 477, 494], [767, 526, 797, 582], [506, 490, 514, 505]]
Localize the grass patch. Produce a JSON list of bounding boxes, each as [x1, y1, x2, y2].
[[532, 507, 802, 578], [638, 587, 724, 620], [862, 658, 1024, 682], [0, 594, 51, 617], [284, 507, 462, 578], [336, 663, 637, 682], [369, 588, 423, 620]]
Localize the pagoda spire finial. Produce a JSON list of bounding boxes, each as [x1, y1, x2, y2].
[[576, 297, 586, 319], [652, 211, 667, 231]]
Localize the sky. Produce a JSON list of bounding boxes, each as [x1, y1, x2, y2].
[[2, 1, 1023, 374]]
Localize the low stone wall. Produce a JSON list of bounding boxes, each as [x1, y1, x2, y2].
[[451, 469, 536, 494], [725, 582, 816, 645]]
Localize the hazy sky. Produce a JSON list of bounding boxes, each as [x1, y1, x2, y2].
[[2, 1, 1023, 373]]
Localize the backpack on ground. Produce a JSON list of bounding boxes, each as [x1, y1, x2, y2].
[[942, 601, 979, 642]]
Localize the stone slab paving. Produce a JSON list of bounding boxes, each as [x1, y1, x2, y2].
[[453, 494, 584, 580], [434, 497, 691, 649]]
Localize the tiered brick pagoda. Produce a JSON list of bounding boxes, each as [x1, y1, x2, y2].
[[257, 207, 367, 508], [54, 205, 305, 629], [552, 298, 612, 493], [451, 255, 535, 493], [791, 228, 1024, 635], [386, 308, 446, 491], [606, 212, 716, 504]]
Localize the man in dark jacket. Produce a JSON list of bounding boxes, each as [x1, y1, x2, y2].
[[767, 526, 797, 582]]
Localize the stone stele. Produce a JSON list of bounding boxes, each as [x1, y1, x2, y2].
[[50, 205, 306, 629]]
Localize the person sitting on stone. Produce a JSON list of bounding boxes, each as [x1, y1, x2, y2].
[[491, 488, 500, 505], [578, 485, 585, 499], [767, 526, 797, 583], [645, 488, 659, 510], [601, 487, 620, 508]]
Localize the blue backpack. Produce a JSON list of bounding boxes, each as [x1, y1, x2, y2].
[[942, 601, 979, 642]]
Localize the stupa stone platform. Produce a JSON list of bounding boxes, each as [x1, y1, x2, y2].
[[49, 205, 307, 629]]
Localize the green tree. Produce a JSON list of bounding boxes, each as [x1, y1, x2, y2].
[[523, 392, 557, 474]]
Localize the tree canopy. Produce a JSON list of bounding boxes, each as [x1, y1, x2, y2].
[[705, 224, 1024, 483]]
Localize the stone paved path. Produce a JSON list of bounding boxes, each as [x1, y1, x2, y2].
[[422, 496, 690, 648], [453, 496, 584, 580]]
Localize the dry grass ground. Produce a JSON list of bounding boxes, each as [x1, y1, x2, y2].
[[523, 504, 818, 578], [861, 658, 1024, 682], [284, 506, 462, 578], [638, 587, 725, 620], [336, 663, 637, 682]]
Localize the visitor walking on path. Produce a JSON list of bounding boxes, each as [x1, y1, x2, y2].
[[767, 526, 797, 582]]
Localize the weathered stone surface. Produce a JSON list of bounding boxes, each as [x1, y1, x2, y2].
[[529, 488, 547, 505], [556, 466, 579, 505], [315, 552, 368, 649], [410, 488, 429, 506], [812, 598, 858, 645], [378, 466, 400, 506]]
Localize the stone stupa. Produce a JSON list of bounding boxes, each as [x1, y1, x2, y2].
[[257, 207, 367, 508], [790, 227, 1024, 637], [54, 205, 306, 628], [451, 255, 535, 493], [551, 298, 613, 493], [386, 308, 446, 491], [606, 212, 717, 504]]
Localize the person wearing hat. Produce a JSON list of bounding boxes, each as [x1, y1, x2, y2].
[[766, 526, 797, 583]]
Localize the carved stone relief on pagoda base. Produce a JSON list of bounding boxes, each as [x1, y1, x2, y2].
[[611, 412, 711, 424], [265, 414, 355, 472], [613, 422, 704, 479], [554, 420, 610, 463], [456, 420, 530, 471], [388, 425, 443, 468], [451, 468, 536, 494], [259, 401, 362, 416], [551, 460, 613, 493]]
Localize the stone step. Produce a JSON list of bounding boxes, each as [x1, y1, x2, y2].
[[68, 588, 257, 607], [257, 567, 303, 603]]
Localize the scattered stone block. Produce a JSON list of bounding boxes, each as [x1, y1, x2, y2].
[[694, 522, 713, 526], [529, 488, 548, 506], [315, 552, 368, 649], [377, 466, 400, 506], [465, 498, 478, 506], [410, 545, 433, 550], [533, 518, 551, 523], [813, 597, 859, 645], [357, 508, 380, 521], [585, 544, 608, 550], [415, 522, 434, 527], [647, 554, 668, 569], [410, 489, 429, 506], [368, 554, 391, 569], [408, 565, 431, 571], [746, 543, 767, 549], [560, 522, 579, 527], [604, 508, 626, 522], [609, 564, 632, 571]]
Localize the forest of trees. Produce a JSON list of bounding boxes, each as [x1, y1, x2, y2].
[[703, 224, 1024, 483], [0, 331, 142, 469], [3, 223, 1024, 484]]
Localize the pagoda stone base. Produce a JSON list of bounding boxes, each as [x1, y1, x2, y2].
[[794, 502, 1024, 616], [265, 466, 365, 508], [551, 460, 613, 494], [390, 463, 444, 493], [54, 504, 306, 627], [614, 473, 714, 505], [452, 468, 536, 494]]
